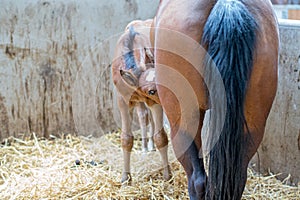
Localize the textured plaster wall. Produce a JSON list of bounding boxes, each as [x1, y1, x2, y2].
[[0, 0, 159, 138]]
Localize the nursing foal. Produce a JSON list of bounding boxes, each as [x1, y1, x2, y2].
[[111, 19, 171, 183]]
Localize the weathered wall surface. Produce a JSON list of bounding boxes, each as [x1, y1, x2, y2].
[[252, 19, 300, 185], [0, 0, 159, 139]]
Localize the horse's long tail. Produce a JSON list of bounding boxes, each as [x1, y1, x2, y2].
[[201, 0, 258, 199]]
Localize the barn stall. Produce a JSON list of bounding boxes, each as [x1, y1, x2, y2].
[[0, 0, 299, 199]]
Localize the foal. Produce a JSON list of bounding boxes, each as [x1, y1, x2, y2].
[[111, 19, 171, 183]]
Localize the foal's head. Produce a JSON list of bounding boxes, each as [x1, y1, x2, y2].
[[119, 26, 159, 104]]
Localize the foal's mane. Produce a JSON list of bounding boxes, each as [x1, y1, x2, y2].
[[123, 26, 138, 70]]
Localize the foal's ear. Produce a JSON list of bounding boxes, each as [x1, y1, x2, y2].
[[145, 47, 154, 63], [120, 70, 138, 88]]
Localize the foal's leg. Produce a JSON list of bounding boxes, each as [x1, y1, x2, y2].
[[149, 104, 171, 180], [117, 95, 134, 183], [136, 102, 148, 152], [147, 108, 155, 151]]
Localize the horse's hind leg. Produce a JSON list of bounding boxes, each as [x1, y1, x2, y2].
[[149, 104, 171, 181], [117, 95, 134, 183], [136, 102, 149, 152], [235, 125, 268, 199], [239, 59, 278, 196], [171, 111, 206, 200]]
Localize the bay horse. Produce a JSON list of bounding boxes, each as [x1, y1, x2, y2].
[[150, 0, 279, 199], [111, 19, 171, 183]]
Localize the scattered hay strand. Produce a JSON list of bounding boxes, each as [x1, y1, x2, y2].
[[0, 132, 299, 199]]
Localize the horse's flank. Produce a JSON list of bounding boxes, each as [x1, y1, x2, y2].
[[152, 0, 278, 199]]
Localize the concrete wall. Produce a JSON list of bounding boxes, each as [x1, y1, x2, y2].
[[0, 0, 159, 139], [252, 19, 300, 185]]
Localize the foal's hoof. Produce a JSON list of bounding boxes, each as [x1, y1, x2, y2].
[[163, 165, 172, 181], [121, 172, 132, 185], [164, 173, 172, 181], [142, 147, 148, 153], [148, 140, 155, 151]]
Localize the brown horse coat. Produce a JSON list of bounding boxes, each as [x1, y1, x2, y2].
[[151, 0, 279, 199]]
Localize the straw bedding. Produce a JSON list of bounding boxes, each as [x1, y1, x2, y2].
[[0, 132, 299, 199]]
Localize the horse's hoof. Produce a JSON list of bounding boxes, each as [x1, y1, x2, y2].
[[194, 178, 206, 199], [189, 171, 206, 199], [121, 173, 132, 185]]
